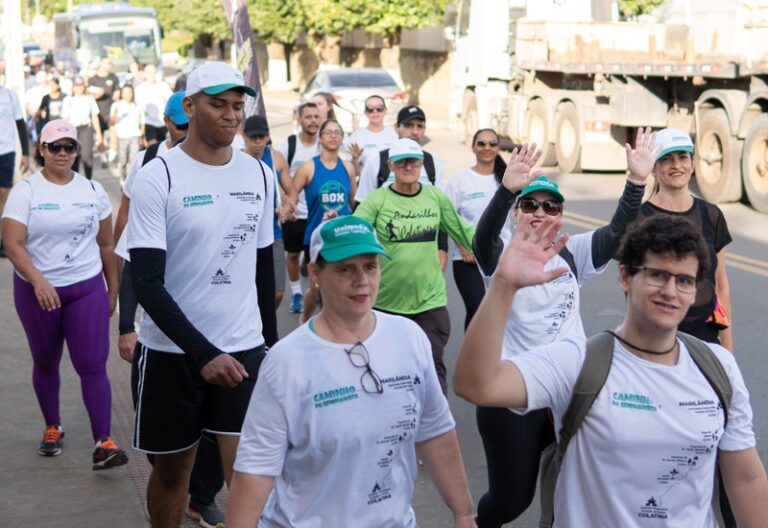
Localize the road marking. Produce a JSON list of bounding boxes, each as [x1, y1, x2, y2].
[[562, 212, 768, 276]]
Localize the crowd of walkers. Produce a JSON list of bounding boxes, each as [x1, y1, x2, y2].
[[0, 59, 766, 528]]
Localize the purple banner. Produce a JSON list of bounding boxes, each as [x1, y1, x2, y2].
[[221, 0, 266, 119]]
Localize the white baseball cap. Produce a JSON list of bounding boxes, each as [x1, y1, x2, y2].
[[655, 128, 694, 160], [185, 61, 256, 98], [389, 138, 423, 163]]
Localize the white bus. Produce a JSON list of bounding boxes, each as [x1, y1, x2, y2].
[[54, 2, 162, 72]]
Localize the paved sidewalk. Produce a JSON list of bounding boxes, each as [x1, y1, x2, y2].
[[0, 166, 217, 527]]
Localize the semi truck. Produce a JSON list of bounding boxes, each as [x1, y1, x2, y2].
[[450, 0, 768, 212], [53, 2, 162, 73]]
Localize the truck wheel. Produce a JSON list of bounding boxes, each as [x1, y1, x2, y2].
[[695, 108, 743, 203], [524, 99, 556, 166], [554, 102, 581, 173], [742, 114, 768, 213], [462, 90, 478, 146]]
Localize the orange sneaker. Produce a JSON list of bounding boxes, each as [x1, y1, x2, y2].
[[38, 425, 64, 456], [92, 436, 128, 471]]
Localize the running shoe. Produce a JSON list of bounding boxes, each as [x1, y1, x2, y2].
[[38, 425, 64, 456], [290, 292, 304, 313], [92, 436, 129, 470], [186, 500, 225, 528]]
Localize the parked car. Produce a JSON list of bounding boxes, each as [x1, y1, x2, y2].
[[300, 67, 407, 131]]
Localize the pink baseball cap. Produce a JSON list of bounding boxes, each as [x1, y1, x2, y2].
[[40, 119, 79, 145]]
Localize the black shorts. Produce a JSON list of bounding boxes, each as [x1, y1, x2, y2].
[[0, 152, 15, 188], [144, 125, 168, 144], [281, 218, 307, 253], [132, 343, 266, 454]]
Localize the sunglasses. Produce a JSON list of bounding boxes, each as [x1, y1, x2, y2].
[[475, 140, 499, 148], [44, 142, 77, 154], [365, 105, 385, 113], [517, 197, 563, 216]]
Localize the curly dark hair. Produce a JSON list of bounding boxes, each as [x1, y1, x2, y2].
[[616, 215, 711, 281]]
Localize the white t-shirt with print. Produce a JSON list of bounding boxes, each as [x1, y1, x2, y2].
[[2, 171, 112, 287], [483, 231, 603, 359], [355, 151, 445, 203], [62, 95, 100, 128], [0, 87, 24, 155], [345, 126, 398, 171], [126, 146, 275, 354], [234, 311, 455, 528], [510, 337, 755, 528], [134, 81, 173, 128], [445, 168, 512, 261], [111, 101, 143, 139], [275, 135, 320, 220]]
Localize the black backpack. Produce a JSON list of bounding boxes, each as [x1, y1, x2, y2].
[[376, 148, 436, 188], [538, 331, 732, 527]]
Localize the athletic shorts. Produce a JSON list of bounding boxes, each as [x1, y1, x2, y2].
[[0, 152, 15, 188], [281, 218, 307, 253], [273, 237, 286, 292], [132, 343, 266, 454]]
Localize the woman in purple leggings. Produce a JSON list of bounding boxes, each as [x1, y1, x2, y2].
[[1, 119, 127, 470]]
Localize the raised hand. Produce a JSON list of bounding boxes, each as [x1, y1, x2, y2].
[[625, 127, 658, 184], [348, 142, 364, 160], [493, 215, 569, 290], [501, 143, 543, 193]]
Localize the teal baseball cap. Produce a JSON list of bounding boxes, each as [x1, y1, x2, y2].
[[519, 176, 565, 202], [654, 128, 694, 160], [185, 61, 257, 98], [164, 91, 189, 126], [309, 216, 391, 263]]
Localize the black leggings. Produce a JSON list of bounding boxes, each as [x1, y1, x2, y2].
[[74, 125, 95, 180], [475, 406, 555, 528], [452, 260, 486, 330]]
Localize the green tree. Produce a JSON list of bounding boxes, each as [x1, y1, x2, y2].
[[366, 0, 450, 43], [618, 0, 666, 19]]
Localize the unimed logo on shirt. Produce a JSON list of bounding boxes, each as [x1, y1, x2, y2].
[[313, 386, 358, 408], [182, 194, 214, 208]]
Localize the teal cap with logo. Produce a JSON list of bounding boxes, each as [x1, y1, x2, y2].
[[309, 216, 391, 263], [519, 176, 565, 202], [654, 128, 694, 160], [185, 61, 257, 98]]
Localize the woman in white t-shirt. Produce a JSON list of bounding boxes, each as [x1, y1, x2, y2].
[[346, 95, 399, 172], [445, 128, 510, 329], [227, 215, 475, 528], [0, 119, 127, 470], [62, 77, 103, 180], [110, 84, 143, 182]]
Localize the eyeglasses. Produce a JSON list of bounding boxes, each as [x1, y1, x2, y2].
[[345, 342, 384, 394], [392, 159, 423, 169], [629, 266, 698, 294], [44, 142, 77, 154], [517, 197, 563, 216], [365, 105, 385, 113], [475, 140, 499, 148], [321, 130, 343, 137]]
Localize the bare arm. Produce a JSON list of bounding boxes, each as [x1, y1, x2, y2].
[[415, 430, 476, 527], [113, 194, 131, 248], [96, 216, 119, 315], [454, 216, 569, 407], [226, 472, 274, 527], [273, 151, 296, 209], [715, 248, 733, 351], [719, 448, 768, 527], [293, 159, 312, 193], [1, 218, 60, 310], [343, 160, 358, 208]]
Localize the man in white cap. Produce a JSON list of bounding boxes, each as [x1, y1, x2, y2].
[[354, 138, 474, 395], [126, 61, 275, 526]]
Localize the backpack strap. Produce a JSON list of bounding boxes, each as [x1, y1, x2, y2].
[[677, 332, 732, 425], [156, 156, 171, 193], [539, 331, 614, 527], [557, 245, 578, 280], [423, 151, 436, 185], [376, 148, 390, 188], [141, 141, 162, 167], [287, 134, 297, 167]]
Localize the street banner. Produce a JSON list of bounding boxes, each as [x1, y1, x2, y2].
[[220, 0, 266, 118]]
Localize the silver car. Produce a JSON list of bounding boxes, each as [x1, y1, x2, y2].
[[300, 67, 407, 131]]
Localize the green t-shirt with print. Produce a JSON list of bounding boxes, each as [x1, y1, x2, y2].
[[355, 184, 475, 314]]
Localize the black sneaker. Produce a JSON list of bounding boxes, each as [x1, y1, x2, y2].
[[186, 500, 225, 528], [92, 436, 128, 470], [38, 425, 64, 456]]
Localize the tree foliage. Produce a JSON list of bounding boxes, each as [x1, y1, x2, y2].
[[618, 0, 666, 19]]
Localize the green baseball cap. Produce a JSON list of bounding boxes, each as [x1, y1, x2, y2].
[[309, 216, 391, 263], [519, 176, 565, 203]]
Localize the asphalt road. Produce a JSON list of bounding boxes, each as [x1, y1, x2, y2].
[[266, 92, 768, 527]]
